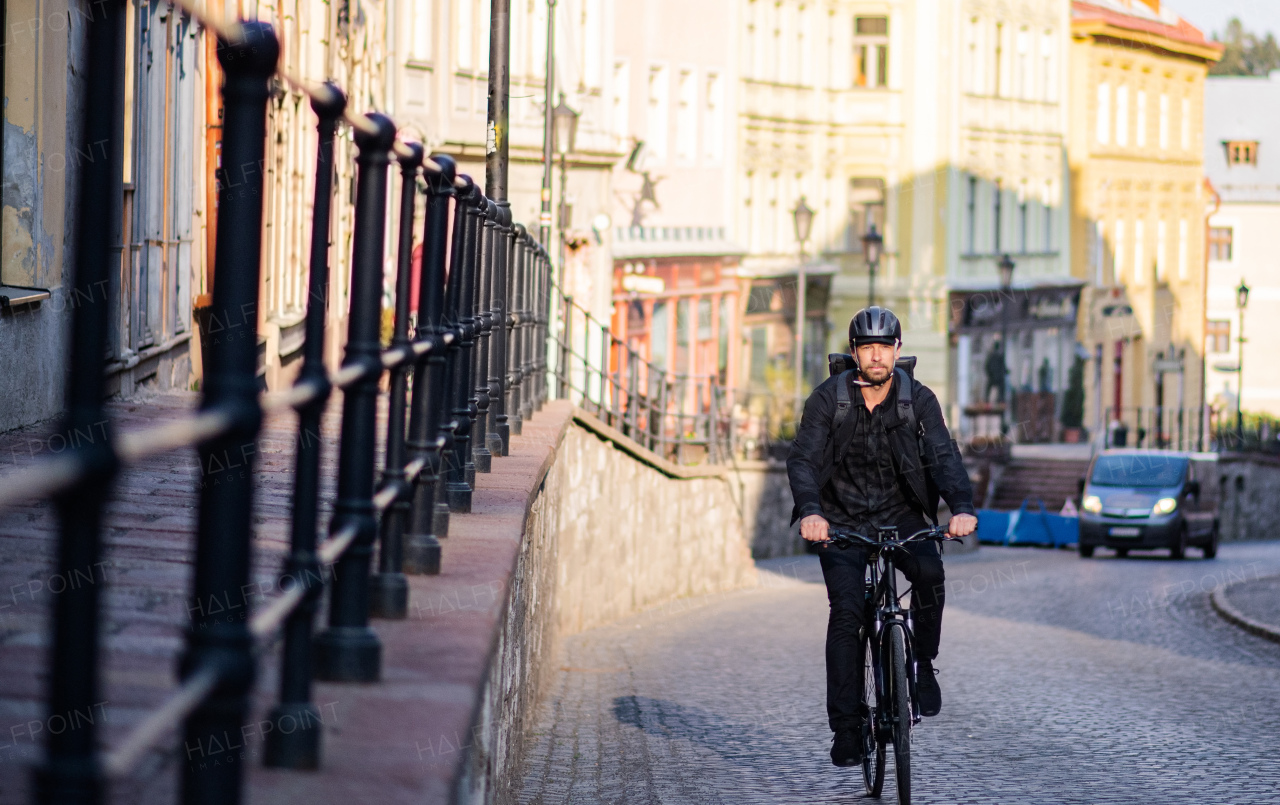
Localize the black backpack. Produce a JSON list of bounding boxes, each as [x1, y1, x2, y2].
[[825, 352, 922, 468]]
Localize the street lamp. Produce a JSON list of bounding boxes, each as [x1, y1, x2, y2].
[[552, 94, 579, 276], [861, 222, 883, 308], [792, 196, 816, 416], [998, 253, 1016, 437], [1236, 278, 1250, 444]]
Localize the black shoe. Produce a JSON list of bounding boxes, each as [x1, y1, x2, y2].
[[830, 724, 865, 767], [917, 659, 941, 717]]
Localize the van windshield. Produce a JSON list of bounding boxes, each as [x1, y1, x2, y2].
[[1090, 455, 1187, 488]]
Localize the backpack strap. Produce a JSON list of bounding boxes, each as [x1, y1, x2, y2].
[[895, 366, 918, 447], [832, 369, 852, 462]]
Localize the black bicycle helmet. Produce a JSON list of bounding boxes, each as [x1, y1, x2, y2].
[[848, 306, 902, 347]]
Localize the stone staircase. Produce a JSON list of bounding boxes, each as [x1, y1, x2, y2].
[[989, 456, 1092, 512]]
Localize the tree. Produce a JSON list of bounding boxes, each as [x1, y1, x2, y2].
[[1210, 18, 1280, 76]]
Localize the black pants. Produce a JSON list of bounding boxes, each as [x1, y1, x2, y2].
[[817, 539, 945, 731]]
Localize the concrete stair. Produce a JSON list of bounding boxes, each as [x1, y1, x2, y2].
[[989, 456, 1091, 512]]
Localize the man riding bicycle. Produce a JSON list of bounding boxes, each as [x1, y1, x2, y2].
[[786, 306, 977, 767]]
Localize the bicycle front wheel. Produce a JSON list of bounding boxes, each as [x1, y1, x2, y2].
[[861, 628, 885, 797], [888, 624, 912, 805]]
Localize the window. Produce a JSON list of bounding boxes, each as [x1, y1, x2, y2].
[[1133, 219, 1145, 285], [1115, 85, 1129, 147], [1096, 83, 1110, 144], [1093, 221, 1106, 285], [612, 61, 630, 140], [1206, 320, 1231, 354], [705, 73, 723, 162], [1043, 181, 1053, 251], [1114, 220, 1126, 282], [1136, 90, 1147, 148], [1155, 219, 1167, 282], [676, 69, 697, 162], [1181, 97, 1191, 150], [993, 181, 1003, 252], [1209, 227, 1233, 261], [647, 65, 669, 162], [457, 0, 474, 69], [967, 17, 982, 94], [1041, 30, 1055, 101], [1159, 93, 1169, 150], [697, 297, 713, 340], [1016, 27, 1030, 99], [798, 5, 812, 85], [994, 22, 1004, 96], [411, 0, 432, 61], [1178, 219, 1188, 280], [1225, 141, 1259, 166], [966, 175, 977, 254], [854, 16, 889, 88]]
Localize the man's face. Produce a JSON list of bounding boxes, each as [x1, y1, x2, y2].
[[854, 341, 899, 385]]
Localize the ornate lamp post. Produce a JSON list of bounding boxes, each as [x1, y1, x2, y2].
[[998, 253, 1016, 437], [552, 94, 579, 279], [1236, 278, 1250, 444], [861, 222, 883, 308], [791, 196, 815, 416]]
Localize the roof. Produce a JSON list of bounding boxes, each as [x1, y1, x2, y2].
[[1071, 1, 1223, 62], [1204, 74, 1280, 203]]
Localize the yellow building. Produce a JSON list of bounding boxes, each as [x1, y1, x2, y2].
[[1068, 0, 1220, 448]]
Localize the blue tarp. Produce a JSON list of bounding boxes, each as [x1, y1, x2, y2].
[[977, 502, 1077, 547]]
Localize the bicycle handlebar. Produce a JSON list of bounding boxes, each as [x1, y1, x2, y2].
[[819, 524, 961, 550]]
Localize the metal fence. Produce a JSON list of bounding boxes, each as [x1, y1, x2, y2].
[[548, 289, 731, 466], [7, 12, 568, 804], [1098, 406, 1210, 452]]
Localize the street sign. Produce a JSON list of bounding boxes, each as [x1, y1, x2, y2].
[[1152, 359, 1184, 373]]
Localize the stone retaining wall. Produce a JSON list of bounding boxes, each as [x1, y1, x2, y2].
[[457, 409, 757, 805], [1218, 453, 1280, 542]]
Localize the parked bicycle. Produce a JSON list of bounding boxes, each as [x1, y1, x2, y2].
[[821, 524, 959, 805]]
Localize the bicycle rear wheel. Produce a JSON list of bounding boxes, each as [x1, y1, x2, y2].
[[860, 628, 885, 797], [888, 624, 912, 805]]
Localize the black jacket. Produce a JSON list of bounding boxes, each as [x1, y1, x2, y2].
[[787, 371, 975, 526]]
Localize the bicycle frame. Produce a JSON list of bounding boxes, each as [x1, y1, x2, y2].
[[863, 527, 921, 733]]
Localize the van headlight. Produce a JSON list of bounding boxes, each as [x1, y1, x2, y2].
[[1152, 497, 1178, 515], [1082, 495, 1102, 514]]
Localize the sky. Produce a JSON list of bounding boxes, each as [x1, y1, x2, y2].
[[1163, 0, 1280, 40]]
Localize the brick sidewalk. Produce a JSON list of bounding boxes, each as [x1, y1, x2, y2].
[[0, 391, 572, 804]]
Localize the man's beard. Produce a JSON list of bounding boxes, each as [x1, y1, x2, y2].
[[861, 364, 892, 386]]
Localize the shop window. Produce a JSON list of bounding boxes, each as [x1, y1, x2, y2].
[[1206, 320, 1230, 354]]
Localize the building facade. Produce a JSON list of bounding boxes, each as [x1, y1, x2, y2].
[[1067, 0, 1220, 447], [1203, 73, 1280, 421]]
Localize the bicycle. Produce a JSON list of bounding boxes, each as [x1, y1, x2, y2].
[[820, 524, 958, 805]]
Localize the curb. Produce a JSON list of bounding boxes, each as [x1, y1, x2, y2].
[[1210, 576, 1280, 646]]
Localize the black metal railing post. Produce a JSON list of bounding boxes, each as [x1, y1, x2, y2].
[[559, 294, 572, 400], [538, 248, 550, 410], [446, 179, 480, 512], [517, 231, 533, 425], [314, 112, 397, 682], [180, 23, 277, 805], [262, 82, 345, 771], [507, 224, 526, 437], [33, 2, 125, 803], [492, 204, 512, 455], [369, 141, 424, 616], [472, 199, 496, 473], [403, 153, 458, 574]]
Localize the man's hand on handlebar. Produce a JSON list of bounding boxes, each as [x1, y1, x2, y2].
[[800, 514, 829, 543], [948, 513, 977, 538]]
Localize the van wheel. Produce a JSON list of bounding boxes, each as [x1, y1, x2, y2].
[[1078, 544, 1095, 558], [1170, 526, 1188, 560], [1203, 524, 1219, 560]]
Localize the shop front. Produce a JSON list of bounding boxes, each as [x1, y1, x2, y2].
[[949, 283, 1084, 444]]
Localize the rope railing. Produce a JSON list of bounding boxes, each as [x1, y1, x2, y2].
[[27, 7, 555, 802]]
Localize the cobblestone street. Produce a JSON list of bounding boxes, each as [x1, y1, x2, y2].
[[518, 543, 1280, 804]]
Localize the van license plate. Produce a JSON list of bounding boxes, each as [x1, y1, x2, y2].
[[1109, 527, 1141, 537]]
